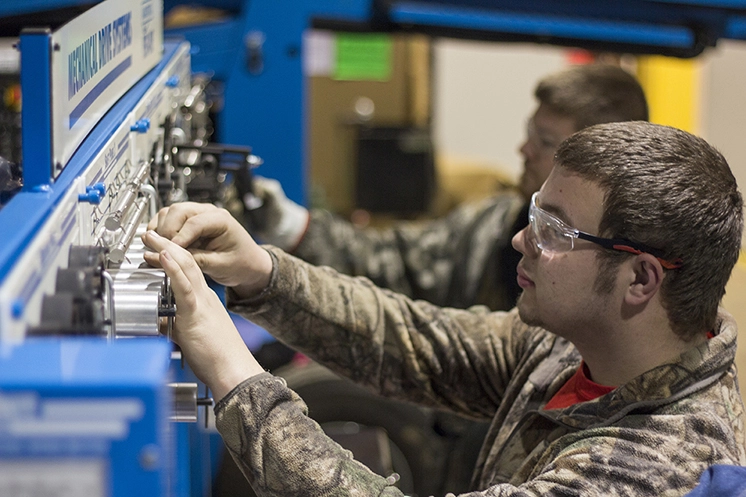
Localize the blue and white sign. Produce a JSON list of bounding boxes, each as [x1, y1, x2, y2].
[[51, 0, 163, 173]]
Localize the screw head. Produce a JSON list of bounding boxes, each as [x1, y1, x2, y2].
[[139, 445, 161, 470]]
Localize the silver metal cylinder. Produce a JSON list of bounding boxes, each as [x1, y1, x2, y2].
[[110, 268, 167, 337], [119, 250, 145, 267], [109, 268, 167, 293], [113, 290, 160, 336], [114, 224, 155, 269], [169, 382, 198, 423], [115, 249, 150, 270]]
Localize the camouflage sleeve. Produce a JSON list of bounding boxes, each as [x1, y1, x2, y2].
[[214, 373, 402, 497], [215, 373, 712, 497], [292, 192, 525, 307], [227, 247, 539, 419]]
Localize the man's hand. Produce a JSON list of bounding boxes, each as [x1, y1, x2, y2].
[[143, 230, 265, 402], [144, 202, 272, 297]]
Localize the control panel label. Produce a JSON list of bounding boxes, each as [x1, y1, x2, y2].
[[51, 0, 163, 172], [0, 460, 107, 497], [0, 392, 144, 457]]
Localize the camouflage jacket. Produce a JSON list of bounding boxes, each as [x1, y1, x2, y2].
[[218, 248, 746, 497], [294, 191, 527, 311]]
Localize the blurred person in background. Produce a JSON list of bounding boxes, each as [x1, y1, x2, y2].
[[247, 63, 649, 312]]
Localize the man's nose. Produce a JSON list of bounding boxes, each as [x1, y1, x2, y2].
[[512, 226, 539, 257], [518, 138, 532, 159]]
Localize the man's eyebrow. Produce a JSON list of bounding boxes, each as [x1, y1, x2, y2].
[[539, 199, 574, 226], [534, 123, 561, 141]]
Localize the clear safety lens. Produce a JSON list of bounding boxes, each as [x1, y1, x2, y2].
[[528, 193, 683, 269], [529, 193, 575, 253]]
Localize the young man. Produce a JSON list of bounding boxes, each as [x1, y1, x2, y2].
[[248, 63, 649, 311], [144, 121, 745, 496]]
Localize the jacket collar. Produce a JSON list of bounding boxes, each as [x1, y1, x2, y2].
[[540, 308, 738, 430]]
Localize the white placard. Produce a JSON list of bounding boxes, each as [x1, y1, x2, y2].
[[50, 0, 163, 173], [0, 460, 107, 497]]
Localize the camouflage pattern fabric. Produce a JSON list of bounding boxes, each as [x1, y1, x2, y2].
[[217, 248, 746, 497], [293, 191, 526, 311]]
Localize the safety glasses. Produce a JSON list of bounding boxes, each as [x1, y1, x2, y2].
[[528, 192, 683, 269]]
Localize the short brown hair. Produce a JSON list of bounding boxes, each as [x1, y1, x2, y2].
[[556, 121, 743, 340], [536, 64, 649, 130]]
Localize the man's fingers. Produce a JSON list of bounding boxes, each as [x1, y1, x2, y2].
[[158, 248, 196, 309], [143, 231, 205, 284], [146, 204, 180, 232], [169, 210, 231, 248], [146, 208, 163, 231], [143, 250, 163, 268], [187, 248, 218, 276], [148, 202, 214, 240], [158, 204, 205, 241]]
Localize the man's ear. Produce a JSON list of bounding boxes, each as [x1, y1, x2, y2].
[[625, 253, 664, 306]]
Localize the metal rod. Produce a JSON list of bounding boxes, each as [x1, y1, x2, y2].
[[105, 159, 152, 231], [109, 196, 148, 264], [139, 183, 158, 220], [101, 270, 116, 341]]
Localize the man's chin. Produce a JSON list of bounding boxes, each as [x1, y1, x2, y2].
[[517, 298, 543, 328]]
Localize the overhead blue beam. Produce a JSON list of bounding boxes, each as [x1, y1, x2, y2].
[[389, 3, 695, 48]]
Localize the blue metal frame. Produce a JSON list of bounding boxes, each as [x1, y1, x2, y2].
[[167, 19, 244, 82], [726, 15, 746, 37], [19, 28, 54, 191], [173, 1, 375, 206], [0, 0, 94, 17], [389, 3, 696, 48]]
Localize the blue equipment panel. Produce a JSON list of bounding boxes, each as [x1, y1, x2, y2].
[[0, 338, 172, 497], [0, 2, 221, 496]]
